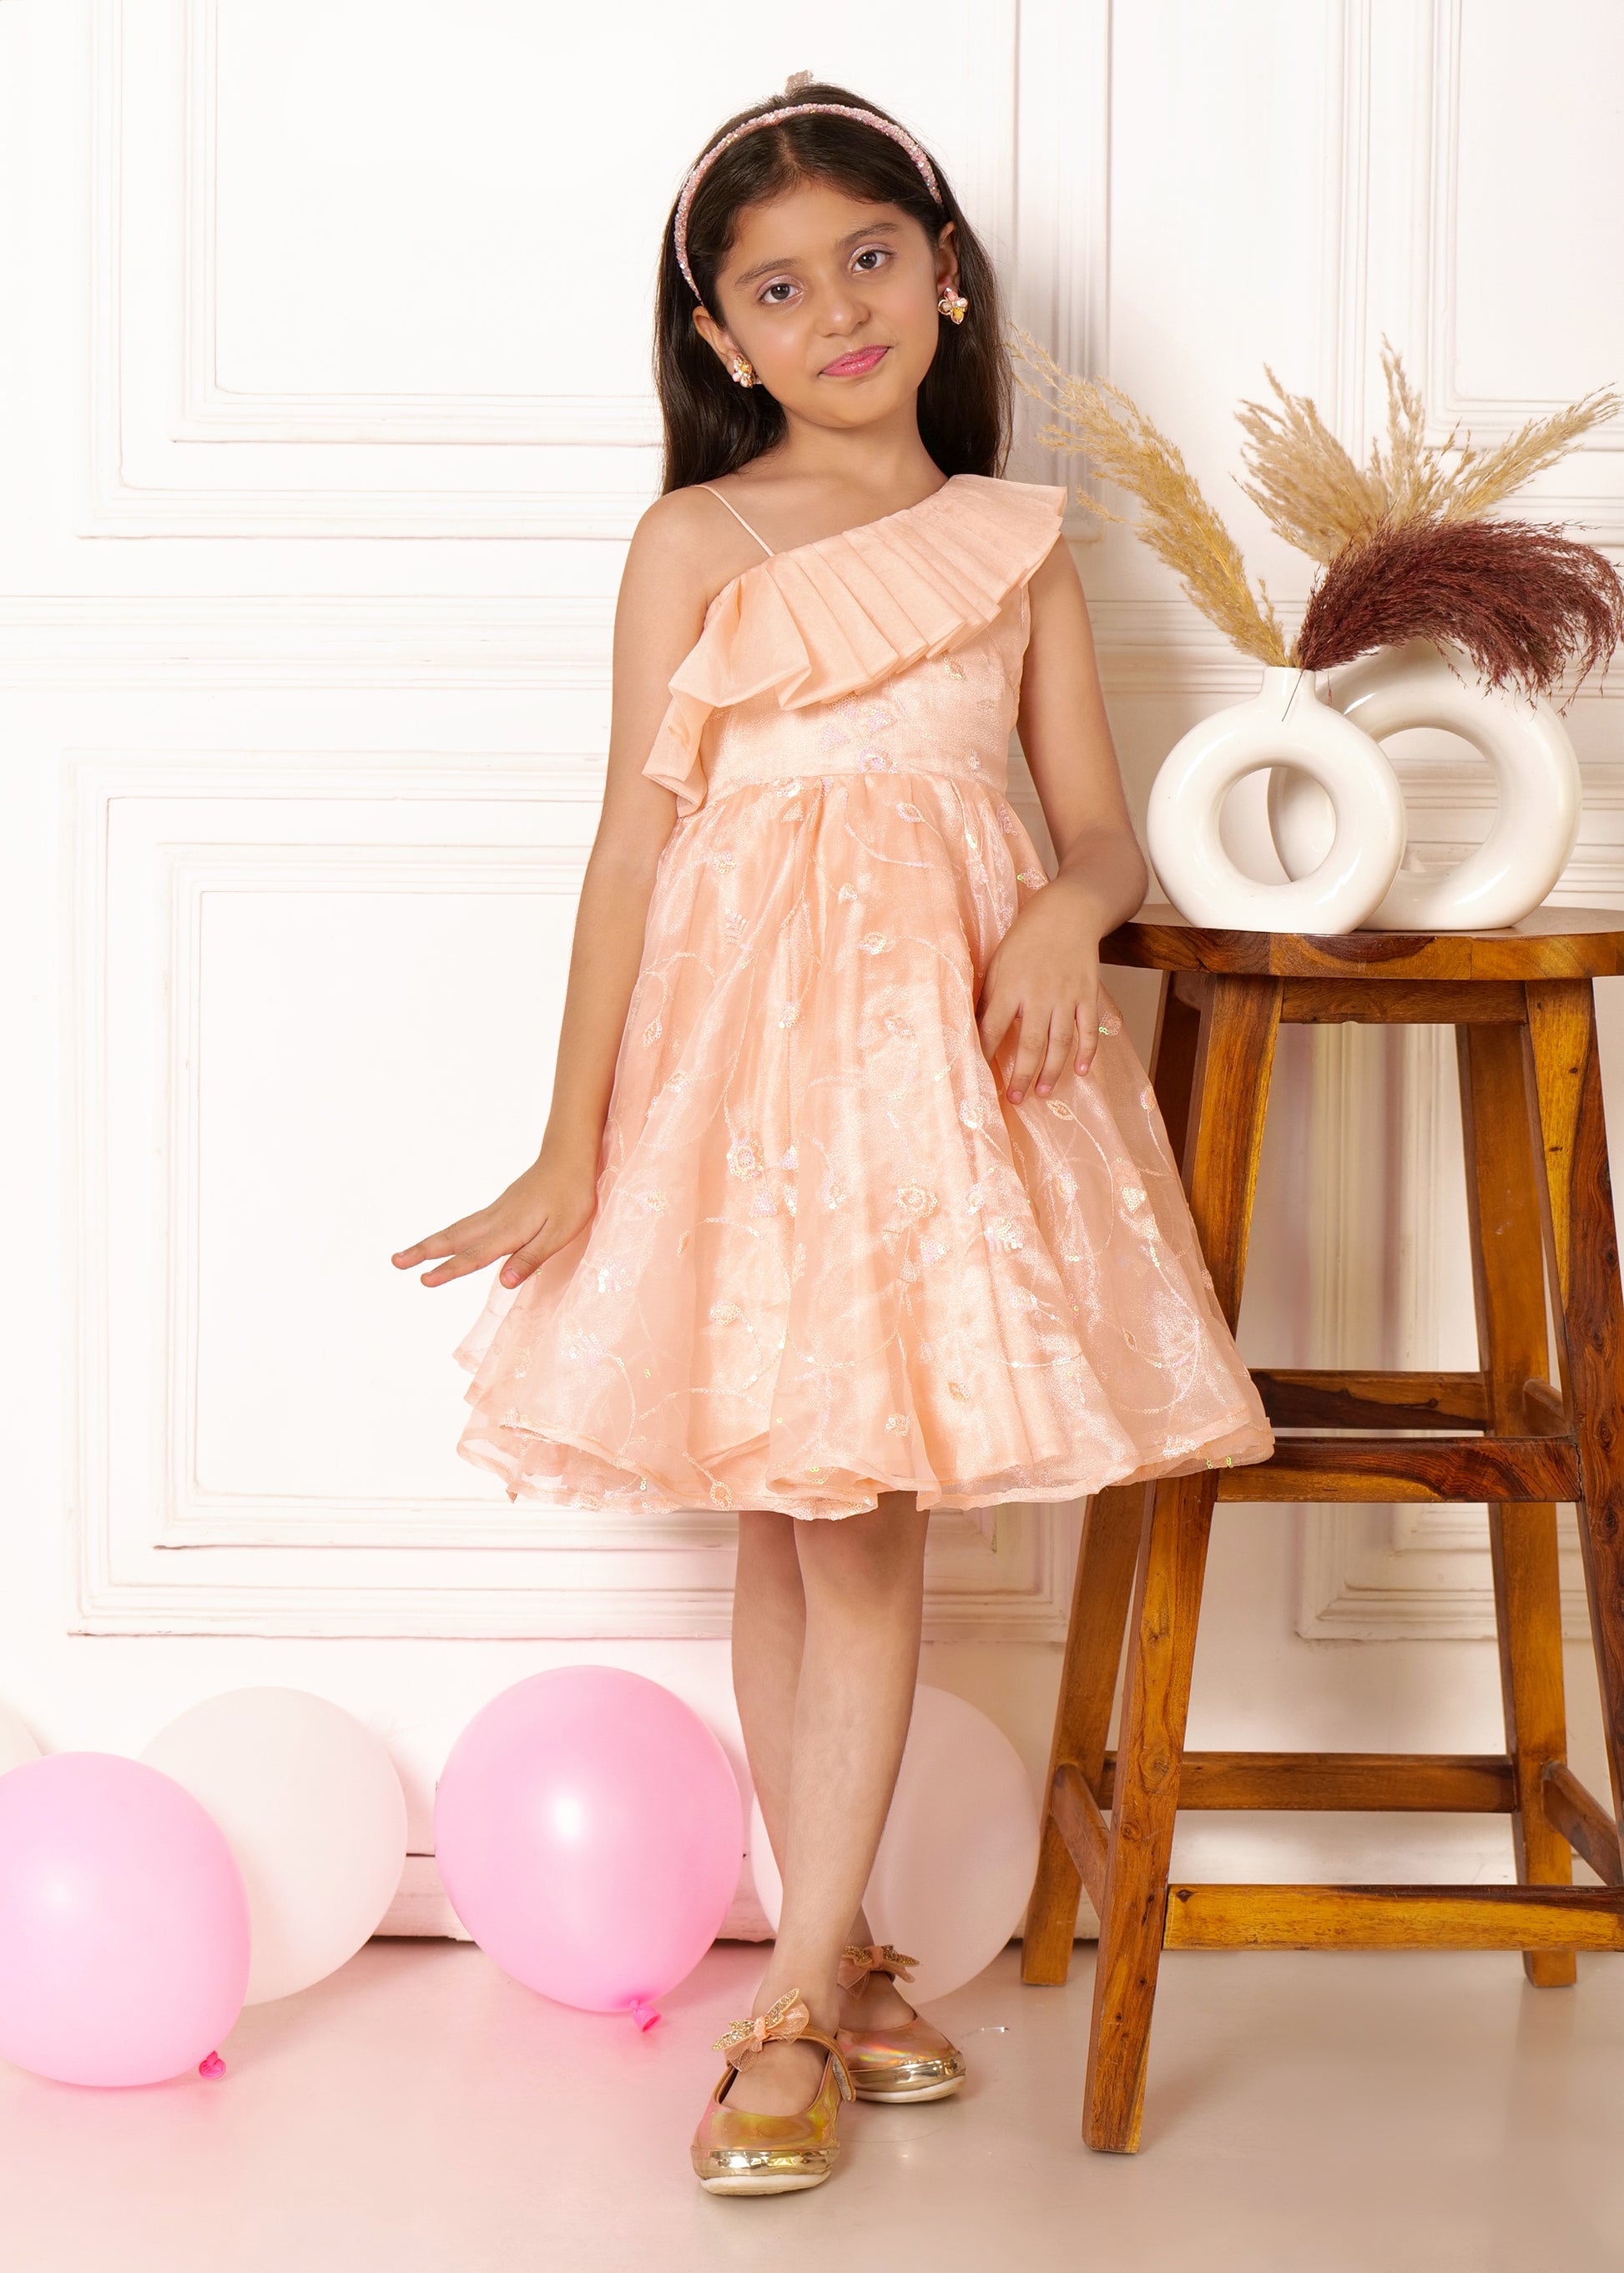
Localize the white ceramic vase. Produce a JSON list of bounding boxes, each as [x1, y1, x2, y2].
[[1146, 663, 1407, 932], [1267, 638, 1581, 931]]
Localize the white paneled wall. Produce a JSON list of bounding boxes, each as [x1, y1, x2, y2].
[[2, 0, 1621, 1937]]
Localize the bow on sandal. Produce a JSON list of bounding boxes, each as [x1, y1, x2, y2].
[[690, 1987, 854, 2197], [835, 1944, 967, 2102]]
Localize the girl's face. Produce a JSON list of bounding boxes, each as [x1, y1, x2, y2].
[[693, 179, 959, 439]]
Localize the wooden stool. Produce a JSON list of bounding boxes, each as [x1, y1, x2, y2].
[[1021, 906, 1624, 2153]]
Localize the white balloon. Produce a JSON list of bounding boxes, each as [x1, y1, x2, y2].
[[0, 1702, 42, 1776], [1269, 638, 1582, 931], [747, 1686, 1040, 2002], [1147, 663, 1407, 932], [139, 1687, 407, 2004]]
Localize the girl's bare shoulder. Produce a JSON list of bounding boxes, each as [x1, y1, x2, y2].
[[623, 483, 769, 615]]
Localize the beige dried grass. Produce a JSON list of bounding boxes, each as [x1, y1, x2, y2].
[[1007, 325, 1287, 663], [1235, 337, 1619, 555], [1442, 388, 1621, 519], [1232, 366, 1384, 562]]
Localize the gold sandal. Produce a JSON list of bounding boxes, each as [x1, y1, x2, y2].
[[835, 1943, 966, 2102], [690, 1987, 854, 2195]]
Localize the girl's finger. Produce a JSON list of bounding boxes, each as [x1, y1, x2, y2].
[[1005, 1007, 1049, 1103], [421, 1232, 512, 1289], [393, 1207, 493, 1267], [1033, 1011, 1073, 1096], [502, 1227, 559, 1289], [1074, 984, 1102, 1075], [1072, 1010, 1094, 1076], [978, 990, 1017, 1064], [418, 1252, 484, 1288], [391, 1230, 454, 1266]]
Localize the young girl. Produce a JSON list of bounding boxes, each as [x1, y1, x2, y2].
[[392, 76, 1273, 2195]]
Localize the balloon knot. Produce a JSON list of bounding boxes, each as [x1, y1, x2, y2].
[[198, 2050, 226, 2077], [629, 2000, 660, 2033]]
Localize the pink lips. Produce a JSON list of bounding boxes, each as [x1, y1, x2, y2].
[[821, 345, 890, 378]]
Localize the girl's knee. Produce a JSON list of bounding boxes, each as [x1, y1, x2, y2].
[[794, 1499, 929, 1597], [737, 1507, 805, 1582]]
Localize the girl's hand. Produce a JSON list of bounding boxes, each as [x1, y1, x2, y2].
[[391, 1144, 598, 1291], [977, 878, 1105, 1105]]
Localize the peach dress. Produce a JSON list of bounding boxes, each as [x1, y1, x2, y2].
[[451, 472, 1273, 1520]]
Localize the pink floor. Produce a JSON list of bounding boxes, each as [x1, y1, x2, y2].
[[2, 1937, 1621, 2270]]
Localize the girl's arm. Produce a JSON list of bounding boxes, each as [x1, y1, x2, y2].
[[391, 492, 726, 1290], [976, 534, 1150, 1105]]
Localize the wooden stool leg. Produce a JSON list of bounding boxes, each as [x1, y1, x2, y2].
[[1147, 970, 1203, 1170], [1084, 1475, 1213, 2150], [1524, 981, 1624, 1877], [1458, 1023, 1576, 1986], [1083, 975, 1281, 2152], [1022, 1483, 1148, 1982], [1024, 974, 1207, 1987]]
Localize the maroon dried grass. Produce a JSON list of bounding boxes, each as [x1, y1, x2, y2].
[[1293, 514, 1624, 708]]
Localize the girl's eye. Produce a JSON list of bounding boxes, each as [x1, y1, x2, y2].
[[852, 246, 890, 272], [759, 280, 798, 305]]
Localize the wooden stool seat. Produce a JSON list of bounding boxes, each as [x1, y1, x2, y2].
[[1022, 905, 1624, 2153]]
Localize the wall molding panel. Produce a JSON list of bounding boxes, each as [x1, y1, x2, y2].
[[1006, 0, 1111, 533], [83, 0, 1043, 538], [1335, 0, 1624, 537], [0, 597, 617, 688], [176, 0, 662, 452]]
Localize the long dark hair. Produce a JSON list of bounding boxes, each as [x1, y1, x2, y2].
[[654, 80, 1010, 494]]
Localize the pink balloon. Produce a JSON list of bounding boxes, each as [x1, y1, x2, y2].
[[0, 1752, 250, 2086], [434, 1668, 741, 2016]]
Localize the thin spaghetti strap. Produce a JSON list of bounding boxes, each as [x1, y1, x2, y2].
[[700, 485, 775, 558]]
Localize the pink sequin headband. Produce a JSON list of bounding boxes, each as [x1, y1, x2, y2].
[[672, 102, 945, 301]]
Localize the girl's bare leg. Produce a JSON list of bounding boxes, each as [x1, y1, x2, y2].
[[730, 1509, 805, 1897], [724, 1493, 929, 2116], [732, 1510, 920, 2020]]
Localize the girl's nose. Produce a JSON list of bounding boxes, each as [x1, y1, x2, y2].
[[817, 285, 868, 335]]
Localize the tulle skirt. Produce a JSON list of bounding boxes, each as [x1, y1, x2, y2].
[[451, 769, 1273, 1519]]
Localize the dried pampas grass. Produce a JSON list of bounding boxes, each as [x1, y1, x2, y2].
[[1297, 516, 1624, 709], [1007, 326, 1287, 663], [1235, 338, 1620, 558], [1007, 325, 1624, 697], [1232, 366, 1385, 562]]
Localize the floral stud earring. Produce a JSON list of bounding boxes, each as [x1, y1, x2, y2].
[[936, 285, 968, 325], [727, 354, 758, 387]]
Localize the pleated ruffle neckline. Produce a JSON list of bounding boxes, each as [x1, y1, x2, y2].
[[643, 473, 1067, 816]]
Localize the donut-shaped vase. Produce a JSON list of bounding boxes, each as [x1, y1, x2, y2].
[[1268, 638, 1581, 931], [1147, 664, 1406, 934]]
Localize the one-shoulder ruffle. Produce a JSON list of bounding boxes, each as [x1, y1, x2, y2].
[[643, 474, 1066, 817]]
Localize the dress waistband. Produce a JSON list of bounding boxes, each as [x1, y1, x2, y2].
[[701, 748, 1011, 802]]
